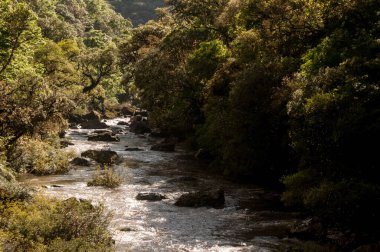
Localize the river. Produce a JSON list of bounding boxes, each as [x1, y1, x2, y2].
[[19, 118, 310, 252]]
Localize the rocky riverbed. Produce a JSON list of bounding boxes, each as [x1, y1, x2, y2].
[[18, 117, 326, 251]]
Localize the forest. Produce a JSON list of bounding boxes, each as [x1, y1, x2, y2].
[[108, 0, 165, 25], [1, 0, 379, 251]]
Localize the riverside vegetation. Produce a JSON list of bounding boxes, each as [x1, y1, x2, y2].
[[0, 0, 128, 249], [0, 0, 379, 251]]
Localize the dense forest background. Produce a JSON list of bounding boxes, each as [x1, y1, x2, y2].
[[120, 0, 380, 245], [108, 0, 165, 25], [1, 0, 379, 250]]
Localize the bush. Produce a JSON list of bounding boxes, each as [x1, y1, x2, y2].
[[0, 182, 31, 202], [10, 137, 74, 175], [282, 170, 380, 232], [88, 166, 122, 189], [0, 138, 15, 182], [0, 163, 15, 183], [0, 196, 113, 251]]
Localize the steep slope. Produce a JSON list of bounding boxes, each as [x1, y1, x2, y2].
[[108, 0, 165, 25]]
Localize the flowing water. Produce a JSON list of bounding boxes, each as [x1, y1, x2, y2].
[[19, 118, 306, 252]]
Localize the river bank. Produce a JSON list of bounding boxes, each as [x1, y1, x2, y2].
[[18, 117, 332, 251]]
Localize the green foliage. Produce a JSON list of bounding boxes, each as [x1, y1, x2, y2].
[[108, 0, 166, 25], [10, 138, 74, 175], [88, 166, 122, 188], [282, 0, 380, 233], [0, 182, 30, 202], [188, 39, 230, 79], [118, 0, 380, 238], [1, 0, 130, 155], [0, 139, 15, 182], [0, 196, 113, 251], [79, 45, 119, 94], [0, 0, 41, 76], [0, 1, 131, 250], [1, 0, 379, 244], [282, 171, 380, 231]]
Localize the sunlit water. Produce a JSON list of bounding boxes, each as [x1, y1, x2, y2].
[[19, 118, 304, 252]]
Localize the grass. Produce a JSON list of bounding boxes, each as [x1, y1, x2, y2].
[[87, 166, 122, 189]]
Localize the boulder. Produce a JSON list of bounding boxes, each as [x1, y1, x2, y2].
[[130, 120, 151, 134], [117, 121, 129, 126], [71, 111, 108, 129], [125, 147, 143, 151], [70, 157, 91, 166], [81, 150, 120, 165], [136, 192, 166, 201], [175, 189, 225, 208], [88, 133, 120, 142], [80, 120, 108, 129], [83, 111, 102, 121], [60, 140, 74, 148], [69, 111, 101, 124], [151, 143, 175, 152]]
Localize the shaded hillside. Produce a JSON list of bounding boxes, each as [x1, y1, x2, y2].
[[108, 0, 165, 25]]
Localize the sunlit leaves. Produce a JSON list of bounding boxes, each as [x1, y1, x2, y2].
[[0, 0, 41, 77], [188, 39, 230, 79]]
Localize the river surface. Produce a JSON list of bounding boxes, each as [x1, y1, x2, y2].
[[19, 118, 307, 252]]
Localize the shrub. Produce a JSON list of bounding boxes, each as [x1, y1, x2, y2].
[[0, 138, 15, 182], [0, 182, 31, 202], [0, 163, 15, 183], [88, 166, 122, 188], [282, 171, 380, 233], [281, 169, 319, 208], [0, 196, 113, 251], [10, 137, 74, 175]]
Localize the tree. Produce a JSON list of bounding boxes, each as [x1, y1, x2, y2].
[[0, 0, 40, 76], [282, 0, 380, 233], [79, 46, 118, 93]]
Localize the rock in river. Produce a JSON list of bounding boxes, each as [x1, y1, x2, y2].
[[60, 140, 74, 148], [70, 157, 91, 167], [88, 132, 120, 142], [130, 116, 151, 134], [78, 111, 108, 129], [125, 147, 143, 151], [136, 193, 166, 201], [81, 150, 120, 165], [117, 121, 129, 126], [175, 189, 225, 208], [81, 120, 109, 129]]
